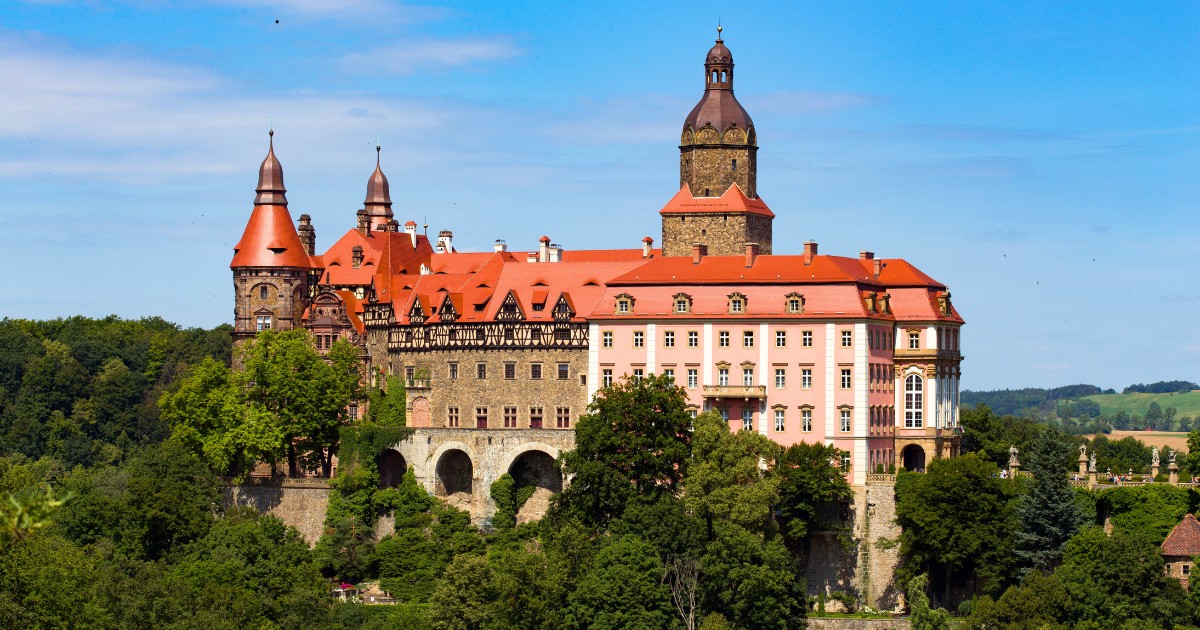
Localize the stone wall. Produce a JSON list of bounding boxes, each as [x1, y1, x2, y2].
[[224, 479, 332, 545], [661, 212, 774, 257], [680, 144, 757, 199], [807, 618, 910, 630], [806, 480, 904, 612]]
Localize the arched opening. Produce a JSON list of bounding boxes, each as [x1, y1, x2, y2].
[[434, 449, 473, 496], [902, 444, 926, 472], [508, 450, 562, 524], [410, 396, 431, 427], [378, 449, 408, 488]]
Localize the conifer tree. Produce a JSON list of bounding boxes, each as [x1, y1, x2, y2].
[[1015, 426, 1084, 575]]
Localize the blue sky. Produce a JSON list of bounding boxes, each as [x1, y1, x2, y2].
[[1, 1, 1197, 391]]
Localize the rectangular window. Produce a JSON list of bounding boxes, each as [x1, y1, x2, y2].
[[742, 408, 753, 432], [743, 330, 754, 348], [664, 330, 675, 347], [475, 406, 488, 429], [719, 331, 730, 347], [476, 363, 487, 379], [802, 408, 813, 432], [775, 330, 786, 347], [449, 362, 458, 380], [841, 368, 852, 389], [556, 406, 571, 429], [602, 368, 613, 387], [802, 330, 813, 347], [718, 367, 729, 386], [802, 369, 812, 389], [530, 363, 542, 380], [504, 406, 517, 428], [775, 368, 786, 389], [633, 368, 644, 380], [405, 366, 415, 382], [841, 409, 851, 432], [688, 331, 699, 347], [687, 368, 698, 388], [633, 331, 644, 348], [602, 331, 613, 348], [842, 330, 852, 347], [530, 406, 544, 429], [558, 363, 569, 380], [447, 406, 459, 428], [504, 362, 516, 379], [742, 368, 754, 387], [664, 368, 675, 382], [256, 315, 272, 331], [774, 409, 785, 432], [720, 408, 729, 421], [909, 331, 921, 350]]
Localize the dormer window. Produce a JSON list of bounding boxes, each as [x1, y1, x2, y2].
[[674, 293, 692, 314], [728, 293, 747, 314], [615, 294, 634, 315], [785, 293, 804, 314]]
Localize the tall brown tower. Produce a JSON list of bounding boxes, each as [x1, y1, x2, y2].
[[662, 30, 773, 257], [230, 131, 317, 346]]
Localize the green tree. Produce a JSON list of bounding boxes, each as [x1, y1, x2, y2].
[[1015, 426, 1085, 574], [699, 523, 804, 630], [563, 536, 675, 630], [960, 404, 1042, 469], [427, 554, 497, 630], [684, 411, 781, 537], [555, 373, 692, 527], [906, 575, 951, 630], [775, 440, 854, 550], [366, 374, 407, 426]]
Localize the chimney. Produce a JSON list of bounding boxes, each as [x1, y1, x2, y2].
[[438, 229, 453, 253], [692, 243, 707, 265], [549, 243, 562, 262], [642, 236, 654, 259], [297, 214, 316, 255], [803, 241, 819, 265], [538, 235, 551, 262], [526, 253, 538, 263], [494, 239, 507, 253], [357, 209, 369, 235], [352, 245, 364, 269], [873, 258, 883, 277], [859, 251, 874, 260], [745, 242, 760, 268], [404, 221, 418, 247], [388, 219, 399, 233]]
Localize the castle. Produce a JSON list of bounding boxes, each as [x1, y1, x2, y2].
[[230, 33, 964, 508]]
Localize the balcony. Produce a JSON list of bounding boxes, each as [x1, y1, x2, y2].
[[702, 385, 767, 400]]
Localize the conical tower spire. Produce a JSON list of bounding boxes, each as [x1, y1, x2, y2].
[[254, 129, 288, 206], [363, 143, 394, 229]]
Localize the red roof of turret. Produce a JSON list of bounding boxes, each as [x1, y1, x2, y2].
[[659, 184, 774, 217], [1163, 514, 1200, 557], [231, 205, 314, 268]]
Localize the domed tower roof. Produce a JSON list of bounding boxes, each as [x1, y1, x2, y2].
[[363, 145, 394, 228], [254, 129, 287, 206], [683, 27, 754, 134]]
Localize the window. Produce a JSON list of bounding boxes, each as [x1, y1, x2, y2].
[[256, 315, 272, 331], [504, 362, 516, 379], [842, 330, 852, 347], [259, 285, 268, 300], [786, 296, 802, 313], [675, 296, 690, 313], [802, 369, 812, 389], [841, 368, 852, 389], [405, 366, 415, 382], [449, 362, 458, 380], [602, 331, 613, 348], [530, 363, 542, 379], [475, 406, 488, 429], [687, 369, 698, 388], [841, 453, 852, 470], [774, 409, 785, 432], [663, 368, 675, 382], [905, 374, 924, 428], [447, 406, 459, 427], [720, 408, 729, 421], [775, 330, 786, 347], [802, 330, 813, 347], [742, 368, 754, 387], [504, 406, 517, 428], [530, 406, 544, 429], [731, 158, 737, 171], [632, 368, 644, 380], [556, 406, 571, 429], [476, 363, 487, 379], [633, 331, 644, 348], [617, 298, 631, 314], [802, 408, 813, 432], [909, 331, 921, 350], [775, 368, 786, 389], [841, 409, 852, 432], [688, 331, 699, 347], [558, 363, 569, 380], [718, 367, 729, 386], [602, 368, 613, 387], [719, 331, 730, 347], [741, 408, 753, 432], [743, 330, 754, 348], [729, 296, 745, 313], [348, 403, 358, 420], [664, 331, 675, 347]]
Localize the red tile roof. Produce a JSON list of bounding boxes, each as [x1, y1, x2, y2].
[[658, 184, 774, 218], [230, 205, 314, 269], [1162, 514, 1200, 557]]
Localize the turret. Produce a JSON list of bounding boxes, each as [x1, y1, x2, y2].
[[362, 145, 394, 232]]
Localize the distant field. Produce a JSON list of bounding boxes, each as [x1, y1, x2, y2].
[[1087, 430, 1190, 454], [1082, 391, 1200, 418]]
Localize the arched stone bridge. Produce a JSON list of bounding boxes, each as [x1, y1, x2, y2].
[[378, 428, 575, 525]]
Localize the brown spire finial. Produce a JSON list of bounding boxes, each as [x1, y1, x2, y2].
[[254, 129, 287, 206], [717, 23, 723, 40], [364, 143, 393, 216]]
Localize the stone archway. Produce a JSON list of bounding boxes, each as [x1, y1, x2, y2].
[[378, 449, 408, 488], [434, 449, 474, 498], [901, 444, 926, 472], [506, 449, 562, 524], [410, 396, 431, 427]]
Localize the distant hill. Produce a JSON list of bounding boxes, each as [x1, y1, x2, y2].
[[960, 384, 1107, 416], [1083, 391, 1200, 418]]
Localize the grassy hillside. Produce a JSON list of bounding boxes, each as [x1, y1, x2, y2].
[[1083, 391, 1200, 417]]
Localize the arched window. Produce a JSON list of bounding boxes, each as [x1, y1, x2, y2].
[[904, 374, 924, 428]]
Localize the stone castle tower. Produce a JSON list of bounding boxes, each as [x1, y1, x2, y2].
[[230, 131, 316, 346], [662, 30, 773, 257]]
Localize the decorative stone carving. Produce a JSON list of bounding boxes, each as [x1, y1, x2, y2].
[[1152, 446, 1160, 467], [1008, 445, 1020, 468]]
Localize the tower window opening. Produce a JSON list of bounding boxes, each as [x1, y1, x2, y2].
[[732, 159, 737, 171], [711, 71, 718, 83], [704, 188, 710, 196], [259, 286, 268, 300], [720, 71, 727, 82]]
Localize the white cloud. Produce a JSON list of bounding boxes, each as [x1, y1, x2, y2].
[[343, 37, 523, 74]]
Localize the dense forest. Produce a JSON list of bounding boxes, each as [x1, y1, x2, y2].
[[4, 317, 1200, 628], [963, 380, 1200, 434]]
